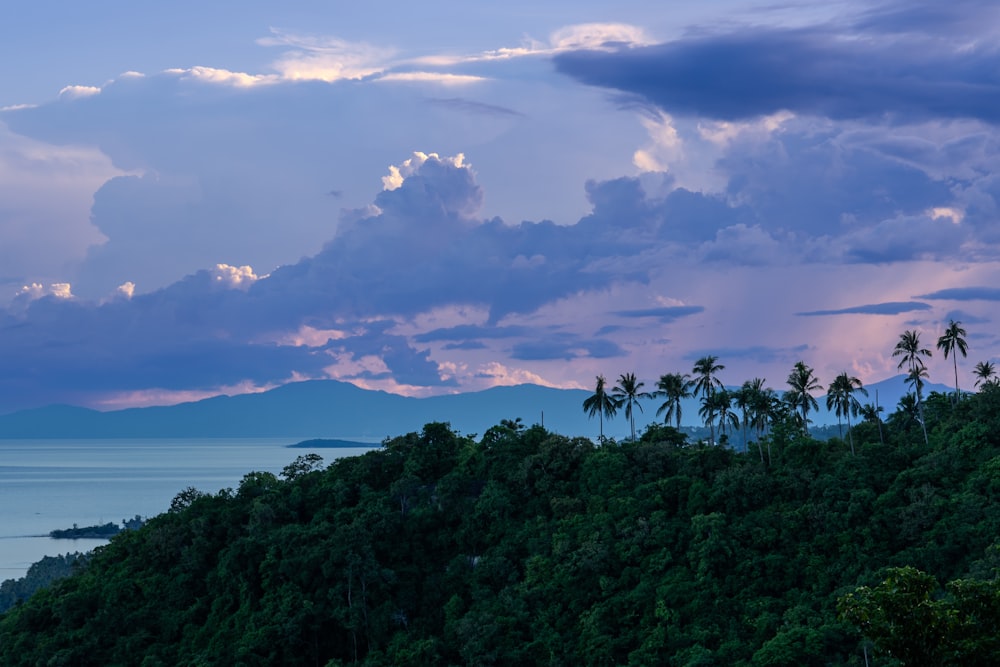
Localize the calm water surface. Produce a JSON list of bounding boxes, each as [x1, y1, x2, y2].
[[0, 438, 375, 581]]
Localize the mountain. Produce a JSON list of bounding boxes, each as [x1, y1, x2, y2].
[[0, 376, 956, 440], [0, 381, 594, 440]]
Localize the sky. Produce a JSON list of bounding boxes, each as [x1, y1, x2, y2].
[[1, 0, 999, 414]]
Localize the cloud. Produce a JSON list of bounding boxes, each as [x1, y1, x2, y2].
[[510, 336, 626, 361], [797, 302, 933, 316], [686, 344, 811, 366], [917, 286, 1000, 301], [474, 362, 567, 389], [211, 264, 265, 290], [165, 66, 277, 88], [414, 324, 529, 342], [548, 23, 653, 51], [14, 282, 73, 302], [553, 19, 1000, 124], [613, 305, 704, 322], [376, 72, 487, 86], [258, 29, 394, 82], [58, 85, 101, 99], [426, 97, 523, 117]]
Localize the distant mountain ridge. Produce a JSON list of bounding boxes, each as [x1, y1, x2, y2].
[[0, 376, 955, 440]]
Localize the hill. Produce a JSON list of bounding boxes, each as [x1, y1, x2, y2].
[[1, 387, 999, 664]]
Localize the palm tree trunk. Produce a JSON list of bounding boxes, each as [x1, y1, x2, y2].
[[876, 390, 885, 446], [846, 414, 855, 455], [917, 390, 929, 446], [953, 355, 960, 404]]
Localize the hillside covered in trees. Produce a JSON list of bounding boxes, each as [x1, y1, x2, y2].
[[3, 384, 1000, 665]]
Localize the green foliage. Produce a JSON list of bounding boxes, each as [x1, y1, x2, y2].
[[3, 391, 1000, 665]]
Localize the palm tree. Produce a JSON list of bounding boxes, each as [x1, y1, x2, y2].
[[893, 329, 932, 376], [785, 361, 821, 434], [893, 330, 932, 446], [582, 375, 619, 441], [906, 364, 930, 445], [698, 390, 720, 444], [895, 393, 921, 429], [859, 402, 885, 445], [655, 372, 692, 429], [734, 378, 767, 455], [826, 372, 868, 455], [712, 389, 739, 442], [936, 320, 968, 404], [691, 355, 725, 402], [612, 373, 651, 442], [734, 381, 753, 453], [974, 361, 997, 389], [749, 383, 777, 463]]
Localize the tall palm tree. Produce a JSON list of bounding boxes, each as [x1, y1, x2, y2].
[[655, 372, 692, 429], [785, 361, 821, 434], [974, 360, 997, 389], [698, 390, 721, 444], [582, 375, 619, 441], [893, 330, 932, 446], [612, 373, 651, 442], [712, 389, 739, 441], [859, 402, 885, 445], [826, 372, 868, 455], [893, 330, 932, 376], [734, 381, 754, 453], [750, 383, 777, 463], [691, 355, 725, 402], [936, 320, 968, 404], [734, 378, 766, 455], [905, 364, 930, 445]]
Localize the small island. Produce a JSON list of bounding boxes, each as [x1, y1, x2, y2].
[[49, 523, 119, 540], [50, 515, 145, 540], [287, 438, 374, 448]]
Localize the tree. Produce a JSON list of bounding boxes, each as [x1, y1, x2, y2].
[[893, 329, 932, 375], [906, 365, 930, 445], [893, 330, 932, 445], [859, 402, 885, 445], [937, 319, 968, 405], [826, 372, 868, 455], [582, 375, 619, 441], [698, 390, 720, 445], [734, 378, 767, 455], [974, 361, 997, 389], [692, 355, 725, 402], [752, 384, 779, 463], [612, 373, 651, 442], [654, 372, 692, 429], [785, 361, 821, 434], [712, 389, 739, 442], [839, 567, 1000, 665]]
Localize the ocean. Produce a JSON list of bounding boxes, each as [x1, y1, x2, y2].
[[0, 438, 375, 582]]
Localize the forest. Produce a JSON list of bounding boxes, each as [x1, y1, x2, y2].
[[2, 352, 1000, 664]]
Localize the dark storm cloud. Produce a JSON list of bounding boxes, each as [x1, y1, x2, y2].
[[685, 344, 810, 366], [413, 324, 530, 343], [797, 302, 932, 316], [510, 336, 626, 361], [613, 305, 704, 322], [554, 22, 1000, 123], [943, 310, 991, 325], [917, 287, 1000, 301]]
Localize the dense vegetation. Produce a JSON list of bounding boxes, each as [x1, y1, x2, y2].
[[2, 379, 1000, 665], [0, 554, 88, 615]]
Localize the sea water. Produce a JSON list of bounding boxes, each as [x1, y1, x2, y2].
[[0, 438, 375, 582]]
